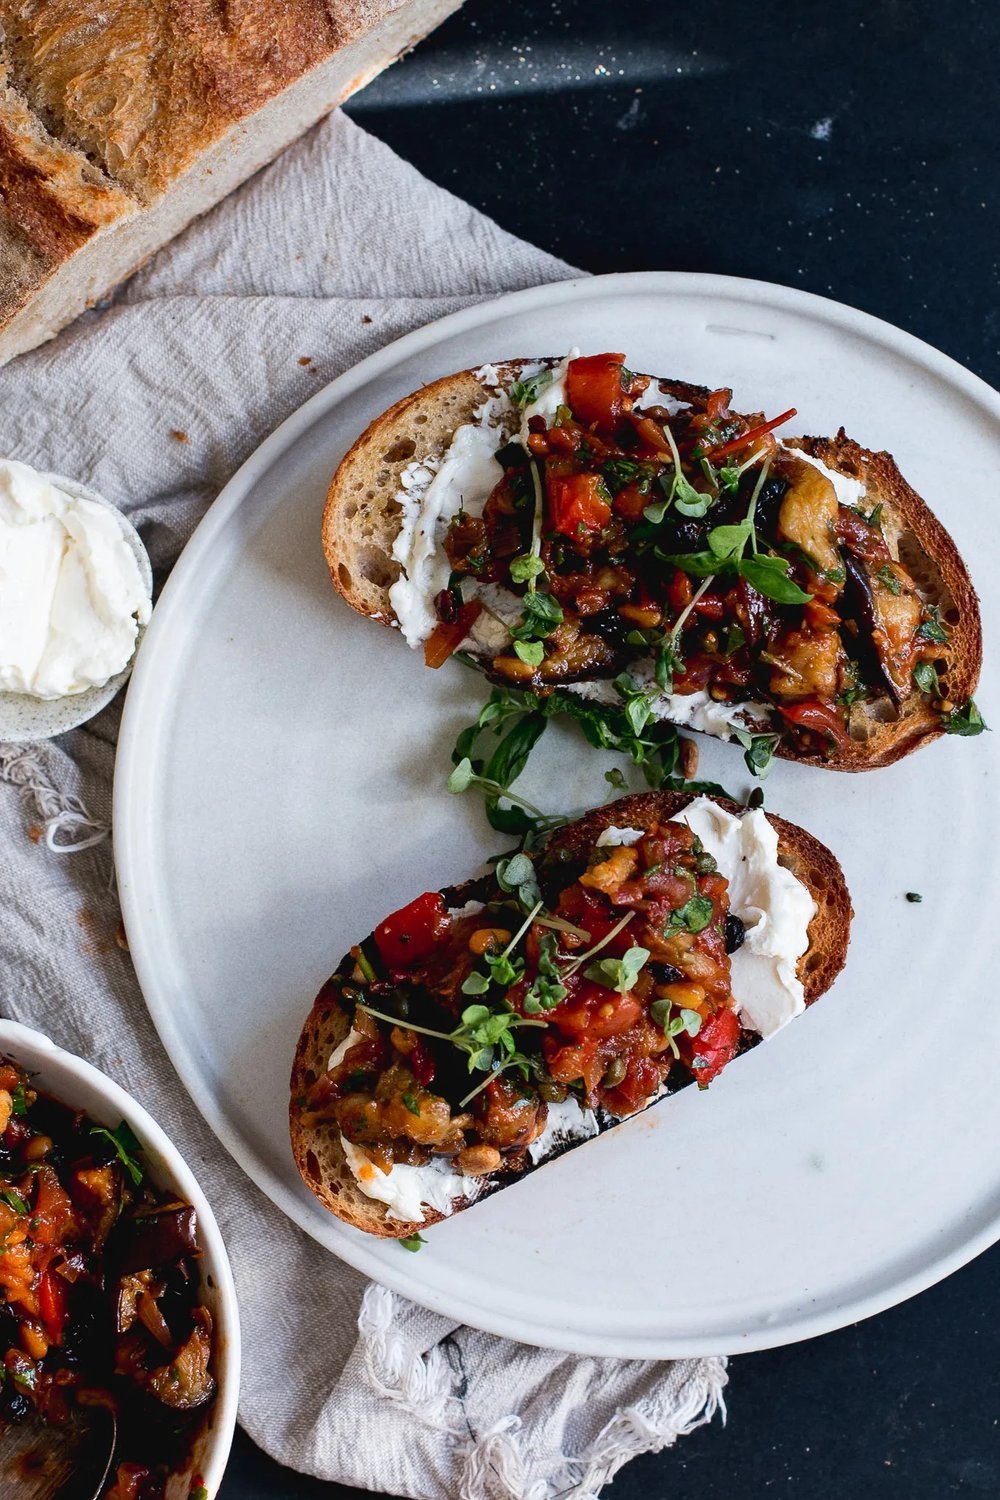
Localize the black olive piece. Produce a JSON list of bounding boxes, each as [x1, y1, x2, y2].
[[495, 441, 530, 470], [660, 517, 708, 553], [648, 962, 684, 985], [752, 476, 789, 536], [841, 553, 902, 704], [0, 1383, 32, 1423], [725, 914, 746, 954], [581, 609, 631, 651]]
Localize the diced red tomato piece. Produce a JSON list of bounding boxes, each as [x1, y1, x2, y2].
[[423, 600, 483, 668], [565, 353, 627, 427], [612, 482, 650, 522], [547, 473, 612, 536], [604, 1056, 662, 1114], [667, 568, 694, 613], [688, 1007, 741, 1085], [37, 1268, 67, 1345], [779, 699, 851, 750], [373, 892, 451, 968], [32, 1169, 74, 1246]]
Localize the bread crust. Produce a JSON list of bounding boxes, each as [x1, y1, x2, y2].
[[0, 0, 464, 355], [322, 363, 982, 773], [289, 794, 852, 1239]]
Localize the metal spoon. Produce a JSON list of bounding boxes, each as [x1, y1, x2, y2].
[[2, 1404, 117, 1500]]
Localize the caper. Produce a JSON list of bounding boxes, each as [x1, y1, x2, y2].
[[538, 1079, 568, 1103], [602, 1057, 627, 1087]]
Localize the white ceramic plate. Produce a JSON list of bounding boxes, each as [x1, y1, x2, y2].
[[0, 1020, 240, 1499], [114, 273, 999, 1358]]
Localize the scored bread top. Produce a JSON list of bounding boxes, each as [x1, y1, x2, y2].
[[289, 792, 852, 1240], [321, 359, 982, 773]]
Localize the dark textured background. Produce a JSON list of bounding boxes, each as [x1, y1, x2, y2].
[[222, 1, 999, 1494]]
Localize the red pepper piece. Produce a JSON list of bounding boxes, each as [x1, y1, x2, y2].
[[779, 699, 852, 750], [373, 892, 451, 968], [706, 407, 798, 461], [547, 473, 612, 536], [423, 600, 484, 669], [688, 1006, 741, 1086], [37, 1268, 67, 1345], [565, 353, 627, 427]]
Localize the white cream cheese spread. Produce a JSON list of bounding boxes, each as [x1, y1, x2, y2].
[[672, 797, 816, 1037], [0, 460, 151, 699]]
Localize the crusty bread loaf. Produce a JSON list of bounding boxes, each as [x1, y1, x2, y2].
[[289, 792, 852, 1239], [0, 0, 464, 364], [321, 360, 982, 772]]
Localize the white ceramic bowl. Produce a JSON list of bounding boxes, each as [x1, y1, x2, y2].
[[0, 475, 153, 743], [0, 1019, 240, 1499]]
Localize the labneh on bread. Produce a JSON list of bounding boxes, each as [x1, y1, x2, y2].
[[289, 791, 851, 1239], [322, 352, 983, 771], [0, 0, 464, 364]]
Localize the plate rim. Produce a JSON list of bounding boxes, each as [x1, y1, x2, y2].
[[114, 270, 1000, 1357]]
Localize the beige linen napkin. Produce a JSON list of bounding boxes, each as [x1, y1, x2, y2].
[[0, 110, 726, 1498]]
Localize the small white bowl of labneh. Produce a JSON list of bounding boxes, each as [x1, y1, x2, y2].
[[0, 459, 153, 741]]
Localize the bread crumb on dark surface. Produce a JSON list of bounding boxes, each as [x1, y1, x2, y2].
[[169, 429, 188, 443], [27, 825, 43, 844], [298, 356, 312, 366]]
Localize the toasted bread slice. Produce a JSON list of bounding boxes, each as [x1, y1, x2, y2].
[[289, 792, 851, 1239], [321, 360, 982, 772]]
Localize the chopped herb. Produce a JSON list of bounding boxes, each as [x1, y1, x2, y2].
[[917, 606, 950, 644], [0, 1188, 27, 1214], [664, 895, 714, 935], [91, 1121, 144, 1187], [604, 767, 628, 792], [511, 369, 554, 407], [584, 945, 650, 995], [913, 661, 940, 696], [876, 565, 902, 596], [399, 1234, 425, 1252], [720, 624, 746, 658], [10, 1085, 27, 1117], [905, 892, 923, 904], [401, 1092, 422, 1117], [603, 457, 652, 495], [942, 698, 987, 736]]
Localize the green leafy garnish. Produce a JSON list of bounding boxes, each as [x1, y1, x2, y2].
[[513, 639, 545, 667], [496, 851, 541, 910], [509, 553, 546, 584], [876, 565, 901, 596], [942, 698, 987, 736], [584, 945, 650, 995], [10, 1085, 27, 1117], [734, 729, 780, 780], [399, 1234, 425, 1252], [511, 589, 563, 644], [523, 933, 569, 1014], [0, 1188, 27, 1215], [401, 1092, 422, 1117], [511, 369, 554, 407], [649, 998, 703, 1058], [91, 1121, 144, 1187]]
